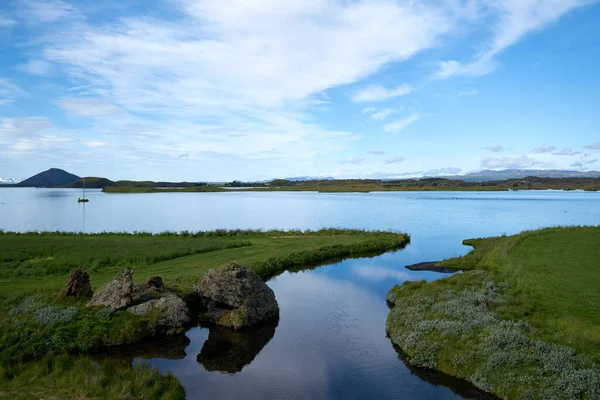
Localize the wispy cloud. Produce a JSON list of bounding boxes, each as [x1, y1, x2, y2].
[[55, 98, 122, 117], [16, 59, 52, 76], [457, 89, 479, 97], [433, 0, 589, 79], [0, 14, 17, 28], [383, 114, 421, 133], [424, 167, 461, 176], [371, 108, 397, 121], [341, 157, 365, 165], [553, 148, 581, 156], [485, 145, 504, 152], [351, 84, 413, 103], [531, 146, 556, 154], [584, 142, 600, 150], [385, 156, 404, 164], [571, 159, 597, 168], [481, 155, 538, 169], [17, 0, 75, 23], [367, 150, 385, 155]]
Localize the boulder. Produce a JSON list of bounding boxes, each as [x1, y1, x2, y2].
[[145, 276, 165, 290], [63, 267, 92, 299], [198, 263, 279, 329], [87, 269, 135, 310], [128, 293, 190, 330]]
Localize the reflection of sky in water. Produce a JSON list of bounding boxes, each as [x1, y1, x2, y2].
[[144, 261, 470, 399], [3, 189, 600, 398]]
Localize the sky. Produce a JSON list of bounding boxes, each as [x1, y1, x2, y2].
[[1, 0, 599, 182]]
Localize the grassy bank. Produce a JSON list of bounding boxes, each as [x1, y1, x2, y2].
[[0, 229, 408, 399], [386, 226, 600, 399], [0, 355, 184, 400], [0, 229, 409, 294]]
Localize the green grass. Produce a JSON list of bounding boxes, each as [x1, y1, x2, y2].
[[0, 355, 184, 400], [0, 228, 409, 399], [386, 226, 600, 399], [0, 229, 409, 295]]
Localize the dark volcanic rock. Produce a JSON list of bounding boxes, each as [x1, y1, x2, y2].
[[63, 267, 92, 299], [128, 293, 190, 330], [87, 269, 135, 310], [145, 276, 165, 290], [197, 318, 278, 373], [405, 261, 453, 274], [198, 263, 279, 329]]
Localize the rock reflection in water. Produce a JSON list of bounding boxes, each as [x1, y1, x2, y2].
[[197, 318, 278, 373], [100, 334, 191, 365]]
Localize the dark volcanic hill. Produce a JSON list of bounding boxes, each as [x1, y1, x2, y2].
[[18, 168, 80, 187], [66, 177, 117, 189]]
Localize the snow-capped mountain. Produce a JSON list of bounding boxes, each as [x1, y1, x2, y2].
[[0, 177, 23, 184]]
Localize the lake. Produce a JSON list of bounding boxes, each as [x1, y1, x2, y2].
[[1, 188, 599, 399]]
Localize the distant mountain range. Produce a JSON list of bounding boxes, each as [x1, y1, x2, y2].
[[450, 169, 600, 182], [6, 168, 600, 188], [18, 168, 80, 187], [0, 177, 23, 184]]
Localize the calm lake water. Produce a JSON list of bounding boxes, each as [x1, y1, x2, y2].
[[2, 188, 600, 399]]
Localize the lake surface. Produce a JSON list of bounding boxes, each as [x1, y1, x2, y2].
[[2, 188, 600, 399]]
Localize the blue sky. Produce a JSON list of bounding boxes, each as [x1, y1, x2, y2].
[[1, 0, 599, 181]]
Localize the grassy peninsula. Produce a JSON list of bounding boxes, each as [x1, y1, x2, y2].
[[0, 229, 409, 399], [386, 226, 600, 399]]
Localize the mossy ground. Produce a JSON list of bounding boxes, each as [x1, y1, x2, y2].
[[386, 226, 600, 399]]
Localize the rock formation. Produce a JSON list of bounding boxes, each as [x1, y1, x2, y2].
[[63, 267, 92, 299], [87, 269, 135, 310], [128, 293, 190, 330], [198, 263, 279, 329], [145, 276, 165, 290]]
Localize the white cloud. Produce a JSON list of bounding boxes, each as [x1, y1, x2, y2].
[[424, 167, 461, 176], [481, 155, 538, 169], [16, 59, 52, 76], [457, 89, 479, 96], [0, 14, 17, 28], [385, 156, 404, 164], [0, 117, 53, 138], [351, 84, 413, 103], [0, 79, 27, 98], [361, 107, 376, 114], [55, 98, 122, 117], [433, 0, 589, 79], [485, 145, 504, 152], [17, 0, 75, 23], [584, 142, 600, 150], [367, 150, 385, 155], [371, 108, 396, 121], [83, 141, 109, 148], [383, 114, 421, 133], [0, 99, 14, 105], [553, 148, 581, 156], [531, 146, 556, 154], [341, 157, 365, 165]]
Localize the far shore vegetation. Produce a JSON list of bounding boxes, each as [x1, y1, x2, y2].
[[100, 176, 600, 193], [0, 228, 409, 399], [386, 226, 600, 399]]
